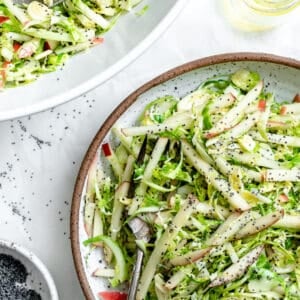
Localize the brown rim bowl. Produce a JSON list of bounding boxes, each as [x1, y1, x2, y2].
[[70, 52, 300, 300]]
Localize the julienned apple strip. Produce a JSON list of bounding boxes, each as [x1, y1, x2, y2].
[[182, 140, 250, 211], [136, 195, 199, 300]]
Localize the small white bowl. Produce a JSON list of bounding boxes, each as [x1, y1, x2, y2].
[[0, 239, 59, 300]]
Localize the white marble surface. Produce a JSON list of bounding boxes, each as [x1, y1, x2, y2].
[[0, 1, 299, 299]]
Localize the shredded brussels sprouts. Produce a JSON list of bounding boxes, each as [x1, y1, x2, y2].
[[84, 69, 300, 299], [0, 0, 143, 88]]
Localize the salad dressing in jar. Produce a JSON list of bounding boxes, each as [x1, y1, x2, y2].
[[222, 0, 300, 31]]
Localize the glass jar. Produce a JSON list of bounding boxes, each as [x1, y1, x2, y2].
[[221, 0, 300, 31]]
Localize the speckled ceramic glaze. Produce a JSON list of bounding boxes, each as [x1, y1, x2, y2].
[[71, 53, 300, 300], [0, 0, 186, 121], [0, 239, 59, 300]]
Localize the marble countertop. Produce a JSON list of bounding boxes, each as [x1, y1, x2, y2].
[[0, 0, 299, 299]]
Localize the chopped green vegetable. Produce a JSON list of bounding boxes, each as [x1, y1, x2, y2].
[[84, 235, 128, 287], [135, 5, 149, 16], [231, 69, 260, 92]]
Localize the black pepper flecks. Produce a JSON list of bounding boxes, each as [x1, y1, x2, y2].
[[0, 253, 41, 300]]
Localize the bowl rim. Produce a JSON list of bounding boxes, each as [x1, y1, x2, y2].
[[70, 52, 300, 300], [0, 239, 59, 300], [0, 0, 187, 121]]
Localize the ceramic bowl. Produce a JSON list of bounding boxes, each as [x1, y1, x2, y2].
[[0, 239, 59, 300], [71, 52, 300, 300]]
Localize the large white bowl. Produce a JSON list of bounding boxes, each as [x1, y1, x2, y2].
[[0, 0, 186, 121]]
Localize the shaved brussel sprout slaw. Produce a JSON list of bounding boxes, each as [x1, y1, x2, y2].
[[0, 0, 144, 88], [84, 69, 300, 299]]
